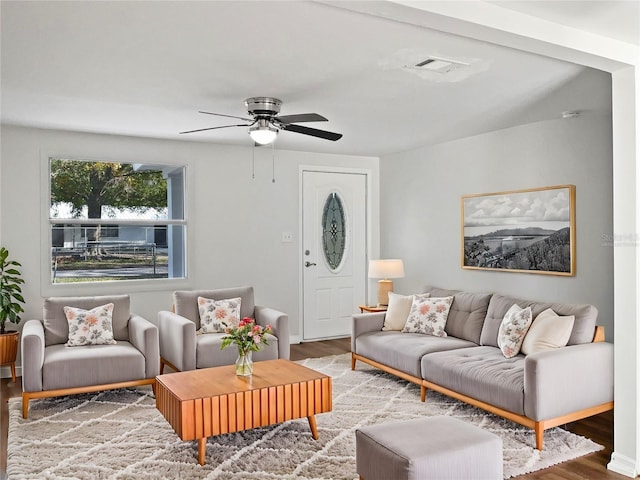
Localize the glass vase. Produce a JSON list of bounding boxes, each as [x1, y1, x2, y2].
[[235, 350, 253, 376]]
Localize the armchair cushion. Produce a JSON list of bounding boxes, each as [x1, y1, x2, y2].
[[63, 303, 117, 347], [41, 342, 146, 391], [43, 295, 131, 346], [195, 332, 279, 369], [197, 296, 241, 333]]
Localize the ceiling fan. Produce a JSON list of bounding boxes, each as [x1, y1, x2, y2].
[[180, 97, 343, 145]]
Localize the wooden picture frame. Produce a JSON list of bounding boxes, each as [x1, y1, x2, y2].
[[462, 185, 575, 276]]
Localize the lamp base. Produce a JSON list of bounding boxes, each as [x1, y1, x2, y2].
[[377, 279, 393, 306]]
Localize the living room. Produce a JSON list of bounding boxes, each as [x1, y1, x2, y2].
[[1, 1, 639, 478]]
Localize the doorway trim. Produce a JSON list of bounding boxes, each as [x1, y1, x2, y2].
[[298, 165, 376, 343]]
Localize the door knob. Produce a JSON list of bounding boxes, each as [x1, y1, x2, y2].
[[305, 261, 317, 267]]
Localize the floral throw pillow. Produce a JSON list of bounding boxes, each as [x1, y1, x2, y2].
[[497, 304, 533, 358], [63, 303, 117, 347], [198, 297, 241, 334], [402, 296, 454, 337], [382, 292, 431, 331]]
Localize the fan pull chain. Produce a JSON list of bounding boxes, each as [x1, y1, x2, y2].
[[271, 142, 276, 183], [252, 144, 256, 179]]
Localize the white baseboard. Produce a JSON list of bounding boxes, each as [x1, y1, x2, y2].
[[290, 335, 301, 345], [608, 452, 638, 478], [0, 364, 21, 380]]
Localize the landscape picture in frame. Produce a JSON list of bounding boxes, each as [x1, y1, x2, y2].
[[462, 185, 575, 276]]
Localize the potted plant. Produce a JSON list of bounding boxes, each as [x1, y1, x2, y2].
[[0, 247, 25, 382]]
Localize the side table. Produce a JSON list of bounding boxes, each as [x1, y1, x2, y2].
[[358, 305, 388, 313]]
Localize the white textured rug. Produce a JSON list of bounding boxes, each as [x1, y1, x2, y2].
[[8, 354, 602, 479]]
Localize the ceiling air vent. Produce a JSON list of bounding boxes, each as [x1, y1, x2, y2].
[[414, 56, 469, 74]]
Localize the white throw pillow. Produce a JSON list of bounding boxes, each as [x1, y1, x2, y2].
[[198, 297, 241, 334], [497, 304, 533, 358], [382, 292, 430, 331], [521, 308, 575, 355], [64, 303, 117, 347], [402, 296, 453, 337]]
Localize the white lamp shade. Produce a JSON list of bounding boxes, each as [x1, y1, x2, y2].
[[368, 259, 405, 279]]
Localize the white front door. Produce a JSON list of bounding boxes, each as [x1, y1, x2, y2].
[[302, 170, 367, 340]]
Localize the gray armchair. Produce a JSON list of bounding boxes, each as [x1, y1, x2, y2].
[[157, 286, 289, 373], [21, 295, 159, 418]]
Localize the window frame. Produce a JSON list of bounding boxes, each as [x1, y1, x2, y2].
[[43, 155, 190, 293]]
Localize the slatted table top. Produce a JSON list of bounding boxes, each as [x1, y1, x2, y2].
[[156, 359, 330, 400]]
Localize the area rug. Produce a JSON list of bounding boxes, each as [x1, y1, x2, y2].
[[7, 353, 602, 479]]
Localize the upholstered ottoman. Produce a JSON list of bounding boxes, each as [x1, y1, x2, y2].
[[355, 416, 503, 480]]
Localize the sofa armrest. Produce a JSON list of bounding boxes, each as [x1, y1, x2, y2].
[[128, 314, 160, 378], [254, 305, 289, 360], [21, 320, 45, 393], [524, 342, 614, 420], [351, 313, 385, 352], [157, 310, 196, 372]]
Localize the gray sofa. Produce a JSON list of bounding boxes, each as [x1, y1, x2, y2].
[[21, 295, 159, 418], [157, 286, 289, 373], [351, 286, 614, 450]]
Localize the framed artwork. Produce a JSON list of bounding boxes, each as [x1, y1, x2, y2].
[[461, 185, 575, 276]]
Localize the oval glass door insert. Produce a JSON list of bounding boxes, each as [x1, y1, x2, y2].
[[322, 192, 347, 271]]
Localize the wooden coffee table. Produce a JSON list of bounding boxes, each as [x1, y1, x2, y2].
[[155, 359, 332, 465]]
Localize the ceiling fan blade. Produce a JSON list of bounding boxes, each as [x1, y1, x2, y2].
[[275, 113, 328, 124], [179, 123, 249, 134], [198, 111, 253, 122], [283, 123, 343, 141]]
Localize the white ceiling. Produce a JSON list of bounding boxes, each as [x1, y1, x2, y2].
[[0, 0, 632, 157]]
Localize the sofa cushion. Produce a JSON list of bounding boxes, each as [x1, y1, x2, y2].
[[383, 292, 429, 331], [521, 308, 574, 355], [480, 294, 597, 347], [195, 332, 279, 368], [497, 304, 533, 358], [43, 295, 131, 347], [355, 331, 478, 378], [423, 287, 492, 344], [42, 341, 145, 390], [402, 296, 453, 337], [174, 286, 256, 330], [421, 346, 525, 415]]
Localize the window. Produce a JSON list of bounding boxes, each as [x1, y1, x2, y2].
[[322, 192, 347, 271], [49, 158, 186, 283]]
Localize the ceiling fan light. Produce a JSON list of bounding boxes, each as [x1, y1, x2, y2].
[[249, 125, 278, 145]]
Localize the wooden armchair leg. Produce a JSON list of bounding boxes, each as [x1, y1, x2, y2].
[[22, 393, 30, 419]]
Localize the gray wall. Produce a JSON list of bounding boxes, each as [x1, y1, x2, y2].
[[380, 113, 614, 339], [0, 125, 379, 347]]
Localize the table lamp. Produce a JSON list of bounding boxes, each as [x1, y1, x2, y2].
[[368, 259, 405, 306]]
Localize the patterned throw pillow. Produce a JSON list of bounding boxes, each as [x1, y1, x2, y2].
[[63, 303, 117, 347], [402, 296, 454, 337], [198, 297, 241, 334], [497, 304, 533, 358]]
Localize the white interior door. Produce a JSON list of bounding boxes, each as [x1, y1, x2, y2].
[[302, 170, 367, 340]]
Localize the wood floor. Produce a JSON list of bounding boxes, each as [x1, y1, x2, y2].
[[0, 337, 627, 479]]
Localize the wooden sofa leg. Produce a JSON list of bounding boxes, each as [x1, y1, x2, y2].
[[421, 385, 426, 402], [22, 393, 30, 419], [159, 358, 165, 375], [351, 353, 356, 370], [535, 423, 544, 450]]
